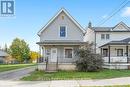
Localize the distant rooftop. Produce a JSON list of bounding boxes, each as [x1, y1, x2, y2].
[[0, 50, 8, 57]]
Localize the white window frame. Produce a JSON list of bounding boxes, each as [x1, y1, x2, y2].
[[59, 25, 67, 38], [117, 49, 123, 56], [101, 34, 105, 40], [106, 34, 110, 40], [64, 47, 73, 58]]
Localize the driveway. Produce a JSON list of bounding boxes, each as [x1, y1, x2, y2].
[[0, 77, 130, 87], [0, 66, 36, 80]]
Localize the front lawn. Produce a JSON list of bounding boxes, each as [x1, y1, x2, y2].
[[0, 64, 36, 72], [82, 85, 130, 87], [21, 69, 130, 81]]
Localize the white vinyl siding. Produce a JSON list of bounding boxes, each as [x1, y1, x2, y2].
[[40, 11, 84, 41]]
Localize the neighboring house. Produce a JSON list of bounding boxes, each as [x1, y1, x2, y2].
[[37, 8, 86, 71], [0, 50, 8, 64], [85, 21, 130, 69]]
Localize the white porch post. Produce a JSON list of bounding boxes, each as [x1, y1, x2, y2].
[[38, 45, 41, 63], [126, 45, 128, 63], [42, 46, 46, 62], [108, 45, 110, 63]]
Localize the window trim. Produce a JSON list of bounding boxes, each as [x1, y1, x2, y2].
[[117, 49, 123, 56], [64, 47, 73, 58], [103, 48, 108, 57], [59, 25, 67, 38], [101, 34, 105, 40], [106, 34, 110, 40]]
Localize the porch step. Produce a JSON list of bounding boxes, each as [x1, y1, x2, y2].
[[46, 63, 57, 72]]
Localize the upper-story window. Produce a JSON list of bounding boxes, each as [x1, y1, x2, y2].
[[106, 34, 110, 39], [101, 34, 110, 40], [60, 26, 66, 37], [101, 34, 105, 40]]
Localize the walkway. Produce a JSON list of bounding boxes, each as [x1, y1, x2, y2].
[[0, 77, 130, 87], [0, 66, 36, 80]]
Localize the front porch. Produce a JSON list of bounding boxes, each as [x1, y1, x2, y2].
[[100, 38, 130, 69], [37, 40, 86, 71]]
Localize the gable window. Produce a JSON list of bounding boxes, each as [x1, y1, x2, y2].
[[64, 48, 73, 58], [117, 49, 123, 56], [103, 49, 108, 57], [61, 15, 64, 20], [101, 34, 105, 40], [106, 34, 110, 39], [60, 26, 66, 37]]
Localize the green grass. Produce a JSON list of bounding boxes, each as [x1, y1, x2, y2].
[[82, 85, 130, 87], [0, 64, 36, 72], [21, 69, 130, 81]]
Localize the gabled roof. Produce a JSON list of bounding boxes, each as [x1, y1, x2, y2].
[[91, 22, 130, 32], [100, 37, 130, 47], [37, 8, 85, 36], [112, 21, 130, 31], [0, 50, 8, 57], [91, 27, 112, 32]]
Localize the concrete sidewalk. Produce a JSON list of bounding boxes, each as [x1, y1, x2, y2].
[[0, 77, 130, 87]]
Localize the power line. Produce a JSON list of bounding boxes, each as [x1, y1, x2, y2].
[[97, 0, 129, 26]]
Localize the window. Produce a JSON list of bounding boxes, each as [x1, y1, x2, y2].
[[101, 34, 110, 40], [106, 34, 110, 39], [61, 15, 64, 20], [46, 49, 50, 55], [103, 49, 108, 57], [65, 48, 72, 58], [101, 34, 105, 39], [60, 26, 66, 37], [117, 49, 123, 56]]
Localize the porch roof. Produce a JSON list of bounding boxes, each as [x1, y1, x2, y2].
[[100, 38, 130, 47], [36, 40, 87, 45]]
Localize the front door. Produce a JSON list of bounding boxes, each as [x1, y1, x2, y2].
[[51, 48, 57, 62]]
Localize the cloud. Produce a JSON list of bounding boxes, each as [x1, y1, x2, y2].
[[121, 7, 130, 17], [102, 15, 108, 19]]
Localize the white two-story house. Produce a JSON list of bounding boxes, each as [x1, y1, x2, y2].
[[85, 21, 130, 69], [37, 8, 86, 71]]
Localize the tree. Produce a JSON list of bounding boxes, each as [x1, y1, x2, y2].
[[30, 51, 40, 62], [10, 38, 30, 63], [76, 42, 103, 72], [4, 44, 8, 52]]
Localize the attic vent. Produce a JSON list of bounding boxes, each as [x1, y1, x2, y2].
[[61, 15, 64, 20]]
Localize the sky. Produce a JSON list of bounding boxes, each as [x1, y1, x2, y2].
[[0, 0, 130, 51]]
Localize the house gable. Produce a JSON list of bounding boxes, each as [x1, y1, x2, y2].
[[112, 22, 130, 31], [39, 8, 85, 41], [38, 8, 85, 36]]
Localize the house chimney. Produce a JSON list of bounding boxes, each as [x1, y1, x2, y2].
[[88, 21, 92, 28]]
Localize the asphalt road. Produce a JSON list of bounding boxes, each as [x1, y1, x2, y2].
[[0, 66, 36, 80]]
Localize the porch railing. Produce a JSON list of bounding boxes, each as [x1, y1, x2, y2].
[[103, 56, 127, 63]]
